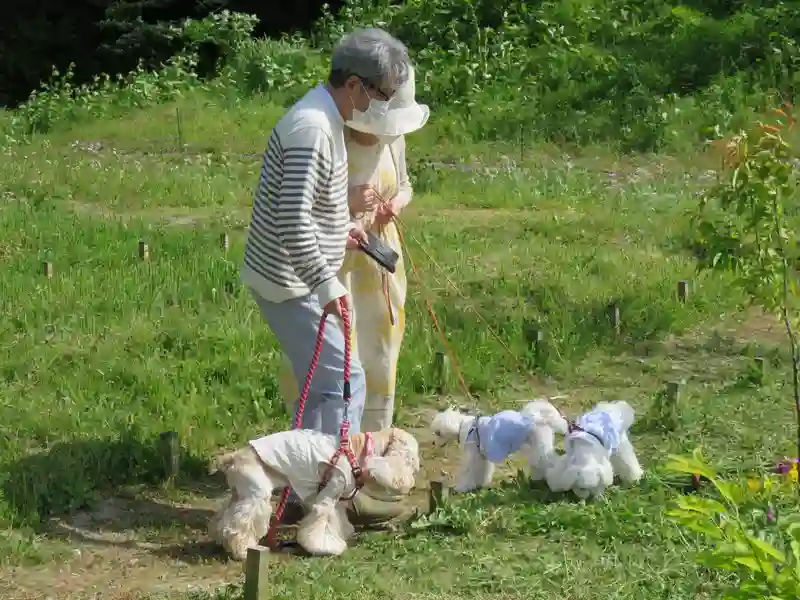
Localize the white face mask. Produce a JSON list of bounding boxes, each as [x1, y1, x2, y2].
[[346, 83, 391, 133]]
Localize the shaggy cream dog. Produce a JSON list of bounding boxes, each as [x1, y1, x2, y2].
[[429, 399, 568, 493], [209, 427, 420, 560], [545, 400, 643, 500]]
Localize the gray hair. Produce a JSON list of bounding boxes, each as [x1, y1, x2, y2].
[[329, 28, 411, 94]]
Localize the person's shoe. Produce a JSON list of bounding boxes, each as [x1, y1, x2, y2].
[[346, 490, 410, 529]]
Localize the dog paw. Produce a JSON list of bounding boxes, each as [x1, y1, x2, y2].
[[297, 509, 349, 556], [298, 530, 347, 556], [625, 467, 644, 484]]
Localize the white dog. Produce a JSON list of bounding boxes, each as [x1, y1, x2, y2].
[[429, 399, 569, 493], [209, 427, 420, 560], [545, 400, 643, 500]]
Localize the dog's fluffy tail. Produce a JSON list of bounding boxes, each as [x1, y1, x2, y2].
[[521, 399, 569, 435]]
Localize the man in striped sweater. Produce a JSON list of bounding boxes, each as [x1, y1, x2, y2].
[[241, 28, 413, 523]]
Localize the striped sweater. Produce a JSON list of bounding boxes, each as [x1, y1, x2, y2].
[[241, 85, 353, 308]]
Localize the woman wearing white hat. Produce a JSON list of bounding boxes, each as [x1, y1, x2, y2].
[[339, 64, 429, 433]]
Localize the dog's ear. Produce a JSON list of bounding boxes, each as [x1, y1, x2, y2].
[[543, 413, 569, 436], [575, 459, 614, 490], [368, 429, 395, 455], [366, 429, 420, 494], [552, 462, 579, 492], [385, 429, 420, 460], [614, 401, 636, 429], [554, 417, 569, 435], [365, 455, 416, 495]]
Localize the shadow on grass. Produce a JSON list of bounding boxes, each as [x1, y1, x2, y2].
[[436, 273, 700, 380], [2, 428, 218, 529], [151, 533, 319, 565]]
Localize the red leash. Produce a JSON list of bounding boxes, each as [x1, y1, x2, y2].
[[266, 297, 356, 549]]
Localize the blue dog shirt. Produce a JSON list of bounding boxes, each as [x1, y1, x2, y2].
[[468, 410, 535, 463], [570, 408, 622, 454]]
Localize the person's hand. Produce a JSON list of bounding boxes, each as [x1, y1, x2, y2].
[[346, 227, 368, 250], [324, 294, 350, 321], [348, 184, 379, 214], [373, 198, 401, 227]]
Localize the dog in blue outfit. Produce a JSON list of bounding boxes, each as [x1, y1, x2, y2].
[[429, 399, 569, 493], [545, 400, 643, 500]]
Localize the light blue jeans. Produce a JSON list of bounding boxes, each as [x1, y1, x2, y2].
[[250, 288, 366, 505]]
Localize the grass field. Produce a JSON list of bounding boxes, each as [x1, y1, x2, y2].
[[1, 83, 799, 598]]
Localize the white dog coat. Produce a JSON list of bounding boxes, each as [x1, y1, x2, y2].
[[567, 408, 622, 455], [249, 429, 362, 501]]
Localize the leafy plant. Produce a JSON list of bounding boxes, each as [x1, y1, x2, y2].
[[691, 105, 800, 466], [665, 449, 800, 599], [407, 503, 477, 535]]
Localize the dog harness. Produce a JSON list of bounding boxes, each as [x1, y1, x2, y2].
[[566, 409, 622, 454], [466, 415, 487, 458], [248, 430, 374, 502], [467, 410, 536, 463], [318, 431, 374, 501]]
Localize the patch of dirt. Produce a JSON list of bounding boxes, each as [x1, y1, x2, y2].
[[721, 308, 787, 347], [417, 208, 533, 219], [65, 200, 538, 232], [664, 307, 787, 355], [66, 201, 251, 229], [0, 495, 242, 600]]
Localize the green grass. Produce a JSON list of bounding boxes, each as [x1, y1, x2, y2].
[[1, 89, 799, 599]]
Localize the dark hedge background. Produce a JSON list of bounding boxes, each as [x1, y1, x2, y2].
[[0, 0, 345, 107]]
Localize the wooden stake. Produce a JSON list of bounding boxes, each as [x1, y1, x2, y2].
[[175, 107, 183, 150], [608, 302, 621, 336], [524, 325, 545, 368], [662, 381, 682, 430], [138, 240, 150, 261], [243, 545, 270, 600], [159, 431, 180, 479], [220, 232, 230, 251], [434, 351, 450, 395], [42, 261, 53, 278], [677, 280, 690, 303], [754, 356, 766, 384], [666, 381, 681, 405], [428, 479, 449, 514], [665, 381, 681, 419]]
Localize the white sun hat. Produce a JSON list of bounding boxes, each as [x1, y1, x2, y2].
[[349, 65, 430, 136]]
